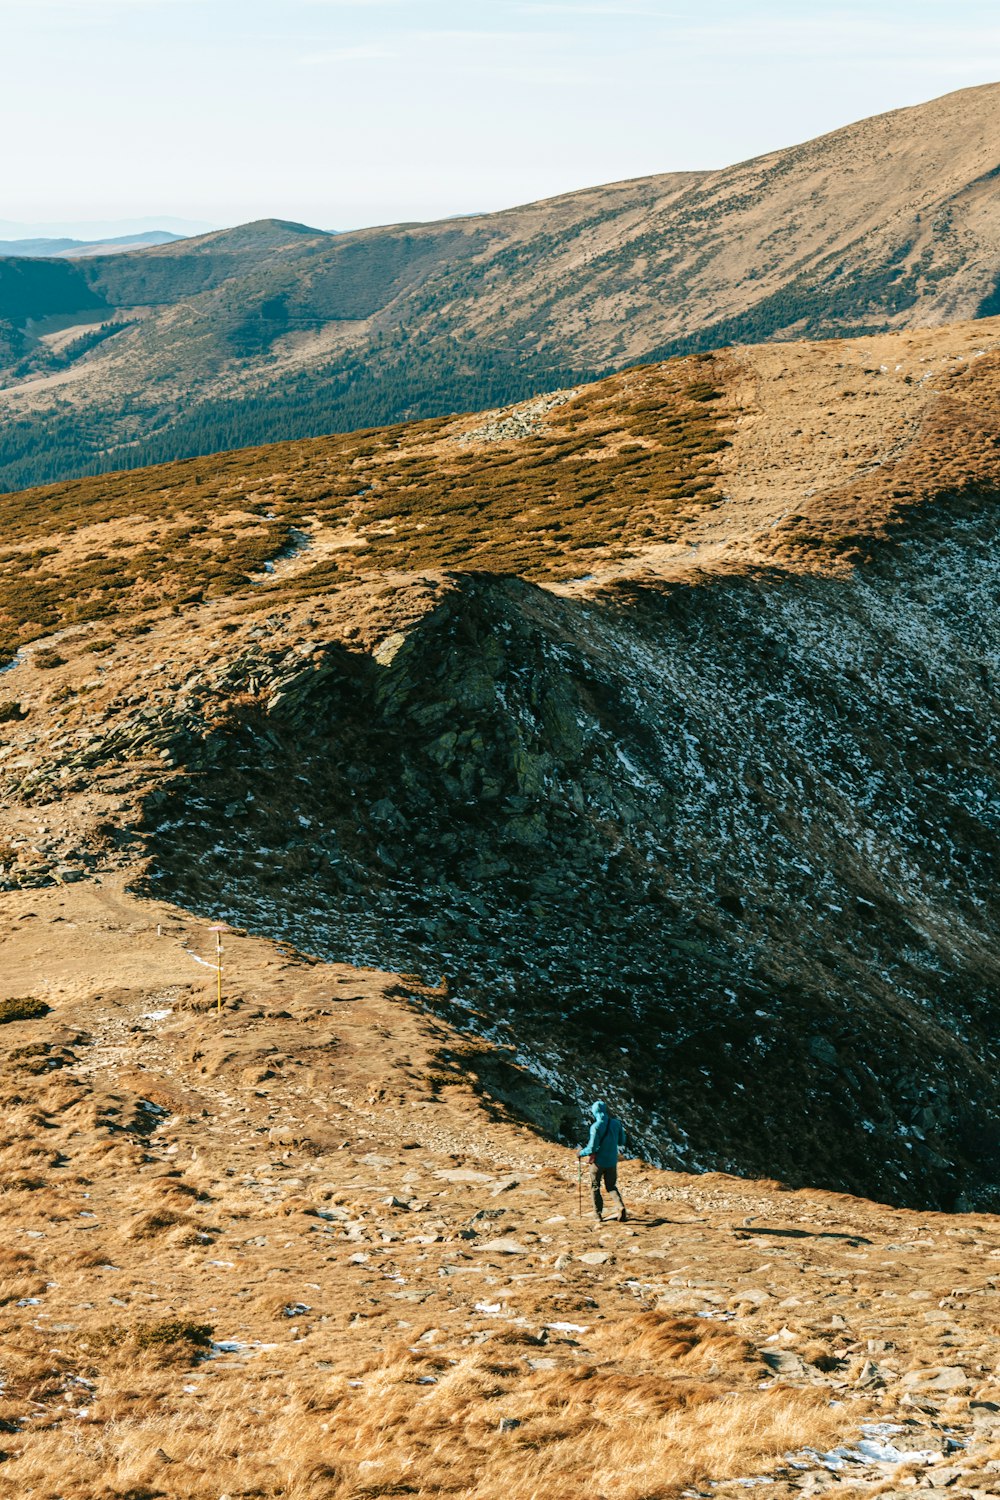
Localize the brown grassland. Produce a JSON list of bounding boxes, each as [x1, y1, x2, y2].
[[2, 881, 1000, 1500], [0, 355, 728, 664], [6, 316, 1000, 670]]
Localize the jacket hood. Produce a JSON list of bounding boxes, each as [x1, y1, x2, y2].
[[591, 1100, 608, 1120]]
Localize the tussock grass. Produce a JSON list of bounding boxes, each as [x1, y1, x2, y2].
[[87, 1319, 214, 1363], [0, 996, 49, 1024], [124, 1207, 188, 1239], [0, 1248, 46, 1307], [615, 1310, 756, 1368]]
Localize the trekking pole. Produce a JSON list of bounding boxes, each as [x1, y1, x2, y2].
[[577, 1157, 582, 1217]]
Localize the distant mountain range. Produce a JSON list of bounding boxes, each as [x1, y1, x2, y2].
[[3, 81, 1000, 490], [0, 231, 183, 260], [0, 214, 213, 240]]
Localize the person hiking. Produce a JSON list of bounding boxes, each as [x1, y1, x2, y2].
[[579, 1100, 627, 1222]]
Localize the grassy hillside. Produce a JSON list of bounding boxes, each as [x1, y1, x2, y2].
[[4, 84, 1000, 487], [0, 355, 727, 664], [6, 880, 1000, 1500]]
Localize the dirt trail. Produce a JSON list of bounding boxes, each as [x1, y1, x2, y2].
[[558, 318, 1000, 591]]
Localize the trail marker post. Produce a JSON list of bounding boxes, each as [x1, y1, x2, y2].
[[208, 923, 227, 1013]]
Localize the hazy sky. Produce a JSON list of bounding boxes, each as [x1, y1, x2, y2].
[[4, 0, 1000, 234]]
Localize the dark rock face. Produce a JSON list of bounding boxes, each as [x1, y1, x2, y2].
[[141, 512, 1000, 1210]]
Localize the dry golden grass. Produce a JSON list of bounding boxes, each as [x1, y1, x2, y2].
[[0, 1249, 47, 1308], [5, 323, 1000, 1499], [1, 317, 997, 688], [1, 844, 1000, 1500], [759, 346, 1000, 570], [1, 319, 998, 681], [2, 1340, 846, 1500]]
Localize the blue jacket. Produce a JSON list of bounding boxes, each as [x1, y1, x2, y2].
[[579, 1101, 626, 1169]]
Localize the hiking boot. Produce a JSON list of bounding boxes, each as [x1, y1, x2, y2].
[[618, 1209, 628, 1223]]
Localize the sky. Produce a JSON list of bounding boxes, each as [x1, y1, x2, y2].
[[3, 0, 1000, 236]]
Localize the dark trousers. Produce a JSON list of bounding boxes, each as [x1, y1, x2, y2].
[[590, 1161, 625, 1218]]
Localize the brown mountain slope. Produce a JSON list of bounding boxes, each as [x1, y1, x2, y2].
[[382, 78, 1000, 364], [4, 877, 1000, 1499], [4, 84, 1000, 487], [1, 319, 1000, 1216]]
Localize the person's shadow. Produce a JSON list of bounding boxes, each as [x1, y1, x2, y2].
[[735, 1225, 873, 1244]]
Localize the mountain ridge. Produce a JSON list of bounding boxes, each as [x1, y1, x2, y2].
[[0, 230, 184, 259], [3, 82, 1000, 488]]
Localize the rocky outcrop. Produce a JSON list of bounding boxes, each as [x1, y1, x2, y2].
[[133, 494, 1000, 1211], [456, 390, 579, 445]]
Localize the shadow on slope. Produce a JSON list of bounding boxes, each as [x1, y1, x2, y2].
[[139, 513, 1000, 1211]]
